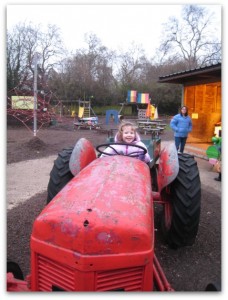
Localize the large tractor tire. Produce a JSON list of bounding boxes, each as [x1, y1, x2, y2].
[[205, 281, 221, 291], [162, 153, 201, 248], [47, 147, 74, 204], [7, 260, 24, 280]]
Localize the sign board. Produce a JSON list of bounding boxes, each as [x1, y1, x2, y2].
[[192, 113, 198, 119], [11, 96, 34, 109]]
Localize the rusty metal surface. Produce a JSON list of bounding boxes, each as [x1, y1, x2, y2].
[[157, 143, 179, 192], [32, 156, 154, 256], [69, 138, 97, 176]]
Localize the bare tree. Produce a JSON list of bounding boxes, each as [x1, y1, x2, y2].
[[7, 23, 33, 90], [48, 33, 117, 105], [158, 5, 221, 69], [115, 44, 148, 98], [7, 22, 65, 92]]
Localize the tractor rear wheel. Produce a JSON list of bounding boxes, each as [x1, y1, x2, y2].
[[7, 260, 24, 280], [205, 281, 221, 291], [47, 147, 74, 204], [162, 153, 201, 248]]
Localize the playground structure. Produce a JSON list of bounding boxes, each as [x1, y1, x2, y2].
[[77, 99, 97, 120], [206, 136, 222, 163], [105, 110, 119, 125], [75, 99, 125, 128], [7, 89, 60, 134], [73, 99, 100, 130], [104, 90, 159, 125], [206, 121, 222, 169], [127, 90, 158, 120], [73, 90, 160, 129]]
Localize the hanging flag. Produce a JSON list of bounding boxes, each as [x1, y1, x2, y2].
[[137, 93, 150, 104], [127, 90, 137, 103], [148, 105, 156, 120], [146, 102, 151, 117], [154, 107, 159, 119]]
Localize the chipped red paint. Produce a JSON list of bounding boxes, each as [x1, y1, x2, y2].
[[32, 156, 153, 254], [157, 143, 179, 192], [69, 138, 97, 176], [7, 273, 30, 291], [29, 156, 155, 290]]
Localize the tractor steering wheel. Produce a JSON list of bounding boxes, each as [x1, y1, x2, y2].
[[96, 142, 147, 157]]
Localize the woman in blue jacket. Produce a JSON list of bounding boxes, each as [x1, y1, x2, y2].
[[170, 106, 192, 153]]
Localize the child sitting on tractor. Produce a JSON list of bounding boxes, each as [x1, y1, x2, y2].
[[100, 121, 151, 163]]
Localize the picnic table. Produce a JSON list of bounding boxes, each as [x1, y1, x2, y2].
[[141, 127, 161, 136], [137, 118, 166, 123], [73, 121, 102, 130], [137, 121, 157, 128], [137, 120, 166, 135]]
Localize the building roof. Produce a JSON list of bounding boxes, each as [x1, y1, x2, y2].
[[158, 63, 221, 85]]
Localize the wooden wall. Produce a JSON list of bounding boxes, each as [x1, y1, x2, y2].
[[184, 82, 221, 143]]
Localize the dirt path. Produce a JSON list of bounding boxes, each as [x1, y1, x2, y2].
[[7, 155, 56, 210]]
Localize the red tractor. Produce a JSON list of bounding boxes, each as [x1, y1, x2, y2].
[[7, 133, 201, 291]]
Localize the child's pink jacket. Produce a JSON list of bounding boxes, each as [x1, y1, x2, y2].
[[100, 132, 151, 163]]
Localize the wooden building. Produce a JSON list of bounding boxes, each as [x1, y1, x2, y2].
[[158, 63, 221, 143]]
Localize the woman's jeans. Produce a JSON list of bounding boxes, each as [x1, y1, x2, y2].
[[175, 137, 187, 153]]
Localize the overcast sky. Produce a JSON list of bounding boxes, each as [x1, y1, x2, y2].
[[6, 3, 221, 58]]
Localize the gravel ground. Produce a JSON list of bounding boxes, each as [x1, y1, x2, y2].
[[6, 116, 222, 292]]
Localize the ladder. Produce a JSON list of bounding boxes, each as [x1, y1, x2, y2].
[[78, 99, 97, 118]]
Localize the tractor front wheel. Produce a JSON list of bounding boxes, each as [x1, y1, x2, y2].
[[162, 153, 201, 248], [7, 260, 24, 280], [47, 147, 74, 204]]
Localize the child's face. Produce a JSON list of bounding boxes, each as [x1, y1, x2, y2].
[[122, 126, 135, 143]]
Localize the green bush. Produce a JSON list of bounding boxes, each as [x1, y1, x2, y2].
[[93, 106, 132, 116]]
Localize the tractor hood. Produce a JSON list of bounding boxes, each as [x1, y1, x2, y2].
[[31, 156, 153, 266]]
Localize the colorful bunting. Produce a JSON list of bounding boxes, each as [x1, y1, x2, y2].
[[127, 90, 137, 103], [127, 90, 151, 104], [137, 93, 150, 104]]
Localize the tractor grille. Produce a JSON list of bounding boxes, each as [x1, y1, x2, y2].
[[36, 254, 144, 291], [37, 255, 75, 291], [95, 266, 144, 291]]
